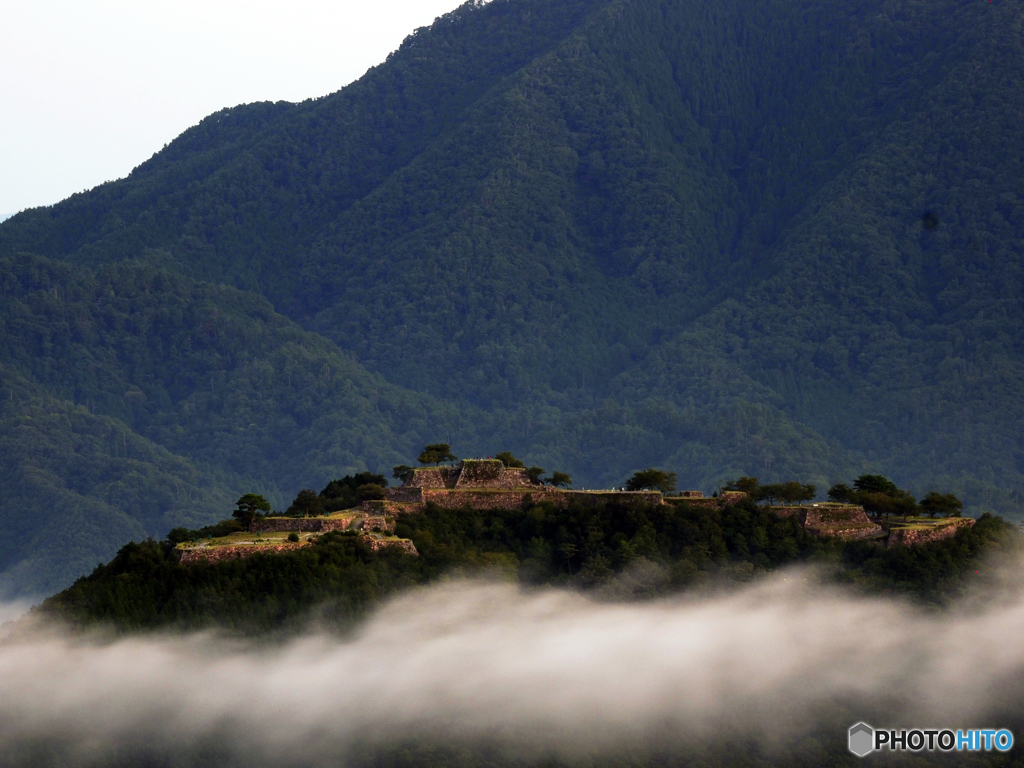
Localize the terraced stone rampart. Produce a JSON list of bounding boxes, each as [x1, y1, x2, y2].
[[772, 504, 883, 540], [672, 497, 724, 510], [454, 461, 542, 489], [887, 518, 974, 547], [668, 491, 747, 510], [415, 488, 662, 512], [176, 543, 309, 565], [359, 516, 395, 533], [453, 460, 504, 487], [406, 467, 458, 488], [364, 498, 410, 514], [250, 517, 358, 533], [362, 536, 418, 555], [564, 490, 663, 507], [387, 486, 425, 503], [421, 489, 565, 511], [402, 461, 543, 491]]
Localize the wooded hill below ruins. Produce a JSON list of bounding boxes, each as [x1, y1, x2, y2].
[[39, 453, 1017, 635]]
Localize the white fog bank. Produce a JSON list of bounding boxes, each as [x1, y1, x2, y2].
[[0, 600, 33, 628], [2, 572, 1024, 764]]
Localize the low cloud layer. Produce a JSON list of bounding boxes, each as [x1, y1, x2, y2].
[[3, 570, 1024, 765], [0, 600, 31, 628]]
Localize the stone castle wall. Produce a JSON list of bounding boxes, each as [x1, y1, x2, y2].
[[807, 522, 883, 541], [888, 518, 974, 547], [420, 489, 566, 512], [771, 504, 882, 540], [669, 491, 747, 510], [454, 461, 542, 489], [251, 517, 357, 533], [669, 492, 743, 510], [176, 533, 417, 564], [413, 488, 662, 512], [364, 499, 414, 516], [406, 467, 458, 488], [359, 516, 395, 533], [403, 461, 543, 491], [564, 490, 663, 507], [770, 506, 804, 520], [453, 460, 505, 487], [387, 486, 426, 503], [503, 467, 542, 488], [674, 497, 723, 510], [362, 537, 419, 555], [176, 542, 310, 565]]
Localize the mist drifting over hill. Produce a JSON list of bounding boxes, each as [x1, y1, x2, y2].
[[4, 568, 1024, 766]]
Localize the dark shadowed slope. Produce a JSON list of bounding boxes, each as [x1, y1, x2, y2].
[[612, 0, 1024, 508], [0, 255, 489, 597]]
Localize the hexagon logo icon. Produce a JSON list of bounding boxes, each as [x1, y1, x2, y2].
[[849, 722, 874, 757]]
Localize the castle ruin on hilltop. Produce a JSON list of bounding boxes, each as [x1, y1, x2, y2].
[[385, 459, 662, 509], [174, 460, 975, 567], [400, 459, 542, 490]]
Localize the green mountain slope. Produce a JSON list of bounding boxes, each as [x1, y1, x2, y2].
[[0, 255, 493, 597], [0, 254, 483, 487], [612, 4, 1024, 508], [1, 0, 1023, 595], [0, 367, 237, 598]]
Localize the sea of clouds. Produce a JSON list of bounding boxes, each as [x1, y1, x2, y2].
[[2, 567, 1024, 765]]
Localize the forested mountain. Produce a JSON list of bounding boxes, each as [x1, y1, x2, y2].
[[0, 255, 484, 597], [2, 0, 1023, 596]]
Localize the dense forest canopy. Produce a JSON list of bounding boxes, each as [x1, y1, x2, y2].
[[40, 495, 1020, 634], [1, 0, 1023, 597]]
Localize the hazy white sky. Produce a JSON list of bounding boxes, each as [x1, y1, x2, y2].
[[0, 0, 465, 215]]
